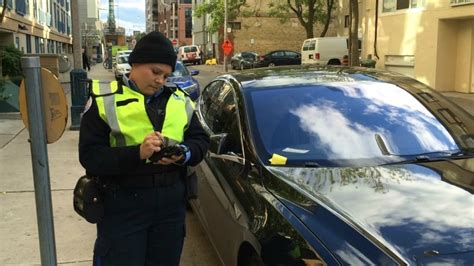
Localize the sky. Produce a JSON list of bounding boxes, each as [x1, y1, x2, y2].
[[99, 0, 146, 35]]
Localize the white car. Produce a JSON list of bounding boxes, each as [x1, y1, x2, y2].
[[114, 55, 131, 79]]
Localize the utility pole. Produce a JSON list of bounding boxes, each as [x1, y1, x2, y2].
[[223, 0, 228, 72], [71, 0, 81, 69]]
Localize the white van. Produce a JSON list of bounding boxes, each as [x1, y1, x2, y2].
[[178, 45, 202, 65], [301, 37, 350, 65]]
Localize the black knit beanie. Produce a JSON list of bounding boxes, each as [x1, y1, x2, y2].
[[128, 31, 177, 71]]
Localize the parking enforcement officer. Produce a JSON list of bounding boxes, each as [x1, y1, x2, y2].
[[79, 31, 210, 266]]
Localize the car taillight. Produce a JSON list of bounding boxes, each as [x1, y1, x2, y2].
[[315, 53, 320, 60], [259, 56, 265, 61]]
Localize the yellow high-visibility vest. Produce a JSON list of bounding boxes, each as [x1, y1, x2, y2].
[[91, 80, 194, 147]]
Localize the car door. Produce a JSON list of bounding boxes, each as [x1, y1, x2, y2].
[[285, 51, 301, 65], [271, 51, 286, 66], [194, 81, 251, 264]]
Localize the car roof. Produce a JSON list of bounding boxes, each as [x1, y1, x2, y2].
[[226, 65, 418, 93]]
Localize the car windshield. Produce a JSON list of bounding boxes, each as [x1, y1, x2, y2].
[[246, 81, 472, 167], [169, 61, 190, 77], [117, 56, 129, 64]]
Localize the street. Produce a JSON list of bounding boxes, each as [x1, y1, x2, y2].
[[0, 63, 223, 266]]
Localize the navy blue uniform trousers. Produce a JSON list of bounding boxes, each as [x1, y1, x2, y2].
[[93, 178, 186, 266]]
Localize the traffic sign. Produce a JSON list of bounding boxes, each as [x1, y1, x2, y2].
[[222, 40, 233, 56], [172, 39, 178, 46]]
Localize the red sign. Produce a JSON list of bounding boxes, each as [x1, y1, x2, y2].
[[172, 39, 178, 45], [222, 40, 233, 56]]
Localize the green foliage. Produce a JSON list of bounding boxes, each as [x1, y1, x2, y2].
[[193, 0, 247, 33], [1, 45, 23, 78]]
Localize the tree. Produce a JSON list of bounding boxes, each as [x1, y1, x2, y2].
[[349, 0, 359, 66], [193, 0, 247, 33], [268, 0, 335, 38]]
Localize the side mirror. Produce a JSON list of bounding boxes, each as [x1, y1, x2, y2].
[[191, 70, 199, 76], [209, 133, 229, 155]]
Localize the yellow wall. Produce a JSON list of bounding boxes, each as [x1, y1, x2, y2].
[[342, 0, 474, 92]]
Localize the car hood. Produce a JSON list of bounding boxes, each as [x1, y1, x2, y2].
[[266, 159, 474, 264], [167, 76, 199, 96]]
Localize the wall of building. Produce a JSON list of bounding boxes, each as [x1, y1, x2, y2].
[[229, 1, 340, 56], [341, 0, 474, 92]]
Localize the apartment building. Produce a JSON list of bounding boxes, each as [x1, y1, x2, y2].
[[145, 0, 193, 46], [0, 0, 72, 55], [338, 0, 474, 93]]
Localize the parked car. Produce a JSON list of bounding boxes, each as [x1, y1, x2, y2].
[[113, 54, 131, 79], [230, 52, 259, 70], [167, 61, 200, 100], [190, 65, 474, 266], [254, 50, 301, 67], [178, 45, 202, 65]]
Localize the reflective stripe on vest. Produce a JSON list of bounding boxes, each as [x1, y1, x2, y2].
[[92, 80, 193, 147]]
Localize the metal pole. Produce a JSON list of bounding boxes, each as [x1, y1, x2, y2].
[[71, 0, 82, 69], [223, 0, 228, 72], [21, 57, 57, 266]]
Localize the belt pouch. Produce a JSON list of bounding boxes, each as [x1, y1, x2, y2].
[[73, 175, 104, 224]]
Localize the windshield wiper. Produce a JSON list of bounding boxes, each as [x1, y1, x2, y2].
[[383, 151, 473, 165]]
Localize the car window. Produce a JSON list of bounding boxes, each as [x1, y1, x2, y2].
[[200, 81, 243, 154], [184, 46, 198, 53], [272, 51, 285, 57], [169, 61, 189, 77], [285, 51, 299, 58], [246, 82, 463, 166], [302, 41, 311, 51], [117, 56, 128, 64], [199, 80, 224, 130]]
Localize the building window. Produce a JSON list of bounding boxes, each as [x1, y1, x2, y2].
[[228, 22, 241, 30], [185, 8, 192, 38], [15, 0, 27, 15], [26, 34, 31, 53], [344, 15, 350, 28], [382, 0, 423, 13], [2, 0, 13, 9], [35, 36, 40, 53]]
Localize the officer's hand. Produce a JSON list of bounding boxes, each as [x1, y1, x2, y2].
[[156, 154, 184, 165], [140, 132, 163, 160]]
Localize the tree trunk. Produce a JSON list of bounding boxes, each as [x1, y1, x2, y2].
[[305, 23, 314, 39], [349, 0, 360, 66], [320, 0, 334, 37]]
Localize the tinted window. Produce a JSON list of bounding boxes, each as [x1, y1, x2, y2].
[[246, 82, 463, 166], [170, 61, 190, 77], [184, 46, 198, 53], [272, 51, 285, 57], [199, 80, 225, 131], [286, 51, 299, 58]]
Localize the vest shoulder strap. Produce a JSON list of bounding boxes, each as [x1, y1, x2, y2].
[[91, 80, 121, 97]]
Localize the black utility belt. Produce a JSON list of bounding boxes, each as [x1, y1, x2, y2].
[[104, 172, 182, 188]]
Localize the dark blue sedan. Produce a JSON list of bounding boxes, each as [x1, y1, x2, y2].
[[167, 61, 200, 100], [190, 66, 474, 265]]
